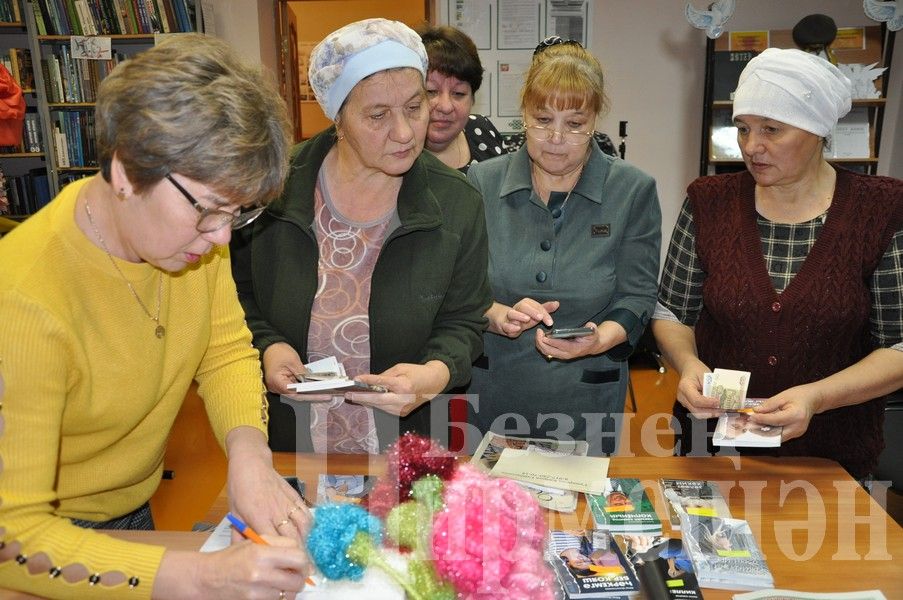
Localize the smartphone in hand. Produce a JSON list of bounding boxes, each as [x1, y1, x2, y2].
[[547, 326, 595, 339]]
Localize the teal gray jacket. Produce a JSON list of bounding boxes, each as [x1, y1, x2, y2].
[[464, 144, 661, 454], [231, 128, 491, 451]]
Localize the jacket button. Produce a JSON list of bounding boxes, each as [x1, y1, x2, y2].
[[767, 355, 778, 366], [536, 271, 547, 283], [540, 239, 552, 251], [771, 301, 782, 312]]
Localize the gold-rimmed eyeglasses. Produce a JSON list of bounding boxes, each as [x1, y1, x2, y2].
[[165, 174, 264, 233], [524, 124, 595, 145]]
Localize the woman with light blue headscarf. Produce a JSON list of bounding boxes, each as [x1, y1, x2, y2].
[[231, 18, 491, 454]]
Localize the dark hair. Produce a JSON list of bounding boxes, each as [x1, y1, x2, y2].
[[416, 24, 484, 93]]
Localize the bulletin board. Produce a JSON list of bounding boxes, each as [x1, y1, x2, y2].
[[437, 0, 593, 134]]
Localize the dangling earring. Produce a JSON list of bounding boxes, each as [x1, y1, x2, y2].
[[116, 188, 126, 200]]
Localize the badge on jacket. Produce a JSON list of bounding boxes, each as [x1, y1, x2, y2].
[[591, 224, 610, 237]]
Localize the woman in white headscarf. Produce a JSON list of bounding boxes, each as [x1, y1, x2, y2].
[[653, 48, 903, 479], [231, 18, 491, 454]]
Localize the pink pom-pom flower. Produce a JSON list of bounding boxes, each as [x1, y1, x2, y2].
[[430, 464, 557, 599]]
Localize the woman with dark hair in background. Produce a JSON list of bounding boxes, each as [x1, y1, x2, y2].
[[417, 24, 505, 172]]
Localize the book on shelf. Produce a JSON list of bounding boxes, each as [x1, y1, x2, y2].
[[612, 534, 703, 600], [733, 590, 887, 600], [586, 478, 662, 534], [471, 432, 589, 513], [659, 478, 731, 530], [680, 514, 773, 591], [488, 446, 608, 495], [712, 50, 757, 102], [546, 529, 640, 598]]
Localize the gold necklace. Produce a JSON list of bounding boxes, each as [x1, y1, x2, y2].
[[84, 198, 165, 338]]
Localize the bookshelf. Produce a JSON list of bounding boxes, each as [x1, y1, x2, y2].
[[699, 24, 896, 177], [0, 0, 201, 216], [0, 0, 47, 218]]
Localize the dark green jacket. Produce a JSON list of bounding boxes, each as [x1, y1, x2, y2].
[[231, 127, 491, 451]]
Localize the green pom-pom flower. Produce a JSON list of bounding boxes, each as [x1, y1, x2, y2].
[[411, 474, 444, 514], [386, 501, 429, 550]]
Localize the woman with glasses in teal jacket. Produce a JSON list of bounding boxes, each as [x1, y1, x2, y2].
[[465, 39, 661, 455]]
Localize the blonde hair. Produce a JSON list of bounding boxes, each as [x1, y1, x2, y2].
[[96, 34, 291, 205], [520, 43, 609, 117]]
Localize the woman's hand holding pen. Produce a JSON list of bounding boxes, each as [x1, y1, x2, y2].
[[155, 541, 311, 599]]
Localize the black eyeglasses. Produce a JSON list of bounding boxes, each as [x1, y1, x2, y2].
[[533, 36, 583, 56], [165, 174, 264, 233]]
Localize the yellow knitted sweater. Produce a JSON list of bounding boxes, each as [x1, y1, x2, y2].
[[0, 178, 268, 598]]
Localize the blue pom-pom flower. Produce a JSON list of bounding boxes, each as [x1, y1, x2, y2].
[[307, 504, 383, 580]]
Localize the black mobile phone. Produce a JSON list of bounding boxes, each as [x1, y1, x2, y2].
[[547, 326, 595, 339]]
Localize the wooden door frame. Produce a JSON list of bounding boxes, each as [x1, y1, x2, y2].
[[273, 0, 433, 141]]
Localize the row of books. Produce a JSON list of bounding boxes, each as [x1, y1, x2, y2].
[[42, 46, 127, 103], [553, 480, 772, 598], [0, 0, 21, 23], [3, 168, 51, 216], [0, 112, 43, 153], [50, 109, 96, 167], [1, 48, 34, 90], [31, 0, 197, 36], [548, 515, 774, 600]]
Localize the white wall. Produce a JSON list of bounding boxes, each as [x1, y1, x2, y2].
[[216, 1, 901, 265]]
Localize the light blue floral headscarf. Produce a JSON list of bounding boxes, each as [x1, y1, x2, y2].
[[309, 18, 428, 121]]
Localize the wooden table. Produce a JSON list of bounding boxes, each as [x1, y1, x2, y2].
[[207, 453, 903, 599], [4, 454, 902, 599]]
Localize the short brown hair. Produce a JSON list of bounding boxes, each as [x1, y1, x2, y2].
[[95, 34, 291, 206], [521, 43, 609, 117], [417, 24, 483, 93]]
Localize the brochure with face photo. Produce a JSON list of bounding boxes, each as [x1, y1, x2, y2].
[[713, 412, 782, 447]]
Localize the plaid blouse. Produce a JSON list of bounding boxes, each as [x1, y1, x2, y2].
[[657, 198, 903, 349]]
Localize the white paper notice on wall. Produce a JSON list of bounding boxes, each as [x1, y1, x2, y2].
[[828, 107, 870, 159]]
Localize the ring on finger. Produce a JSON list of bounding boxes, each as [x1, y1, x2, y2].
[[279, 591, 286, 600], [275, 518, 291, 529], [546, 354, 553, 361]]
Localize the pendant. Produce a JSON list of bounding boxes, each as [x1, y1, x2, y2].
[[155, 325, 166, 338]]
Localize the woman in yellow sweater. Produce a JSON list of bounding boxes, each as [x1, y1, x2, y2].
[[0, 35, 312, 598]]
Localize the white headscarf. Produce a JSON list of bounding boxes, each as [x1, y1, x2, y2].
[[732, 47, 852, 137]]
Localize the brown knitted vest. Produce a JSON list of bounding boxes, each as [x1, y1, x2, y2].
[[673, 168, 903, 478]]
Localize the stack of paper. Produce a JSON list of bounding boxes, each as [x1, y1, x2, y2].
[[471, 432, 591, 513], [287, 356, 385, 394], [488, 447, 609, 496]]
